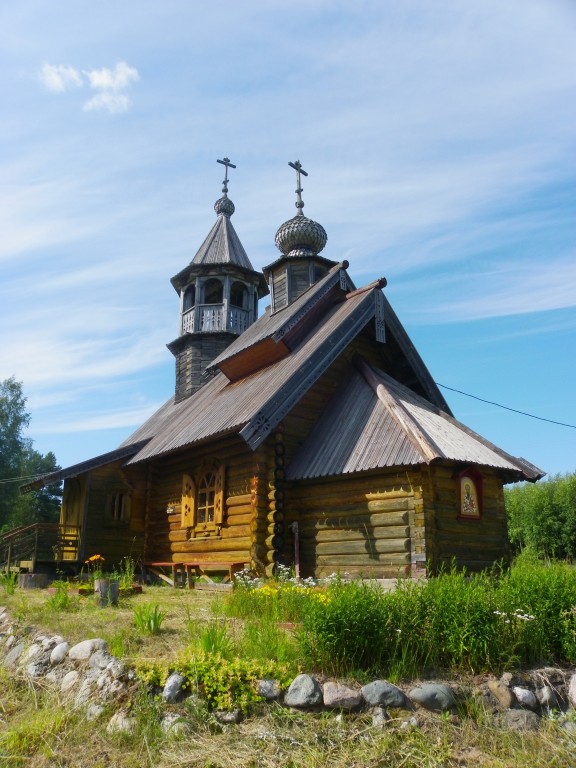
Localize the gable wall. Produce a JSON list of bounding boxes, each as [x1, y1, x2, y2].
[[424, 464, 510, 573]]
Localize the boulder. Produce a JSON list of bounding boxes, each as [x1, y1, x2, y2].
[[256, 678, 282, 701], [284, 674, 323, 708], [371, 705, 390, 728], [107, 710, 136, 735], [68, 638, 106, 662], [504, 709, 540, 731], [512, 686, 538, 711], [408, 683, 457, 712], [323, 681, 362, 710], [568, 673, 576, 709], [162, 672, 185, 703], [61, 670, 80, 693], [361, 680, 408, 709], [487, 679, 514, 709], [50, 641, 69, 665]]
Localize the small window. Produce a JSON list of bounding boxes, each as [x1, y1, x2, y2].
[[181, 464, 225, 535], [230, 281, 248, 309], [106, 491, 131, 525], [459, 469, 483, 519]]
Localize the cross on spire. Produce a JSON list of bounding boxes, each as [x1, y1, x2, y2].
[[217, 157, 236, 196], [288, 160, 308, 215]]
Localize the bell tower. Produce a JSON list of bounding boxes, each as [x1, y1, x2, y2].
[[167, 158, 268, 401]]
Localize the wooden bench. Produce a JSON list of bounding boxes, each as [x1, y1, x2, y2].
[[143, 561, 246, 588]]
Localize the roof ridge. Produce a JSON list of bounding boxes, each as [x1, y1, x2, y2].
[[346, 277, 387, 299]]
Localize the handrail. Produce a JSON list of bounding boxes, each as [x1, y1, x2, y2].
[[0, 522, 59, 543]]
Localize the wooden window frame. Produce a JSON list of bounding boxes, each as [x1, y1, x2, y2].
[[105, 490, 131, 527], [181, 463, 225, 537]]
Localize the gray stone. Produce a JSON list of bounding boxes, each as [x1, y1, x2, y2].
[[45, 668, 65, 684], [215, 709, 243, 724], [488, 679, 514, 709], [536, 685, 559, 710], [561, 720, 576, 735], [107, 659, 125, 679], [361, 680, 408, 709], [513, 686, 538, 711], [408, 683, 457, 712], [256, 678, 282, 701], [68, 638, 106, 661], [5, 635, 16, 650], [75, 679, 94, 707], [26, 661, 49, 678], [163, 672, 186, 703], [61, 670, 80, 693], [50, 641, 69, 665], [89, 650, 114, 670], [568, 673, 576, 709], [41, 635, 64, 650], [107, 710, 136, 735], [24, 642, 43, 662], [161, 713, 188, 735], [323, 681, 362, 710], [400, 715, 420, 729], [371, 705, 390, 728], [86, 703, 105, 722], [4, 641, 25, 668], [284, 674, 323, 708], [504, 709, 540, 731]]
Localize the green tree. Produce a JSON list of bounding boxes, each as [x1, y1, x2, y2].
[[0, 377, 62, 531], [505, 472, 576, 559]]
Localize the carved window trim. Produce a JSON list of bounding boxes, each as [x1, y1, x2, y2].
[[181, 463, 225, 536]]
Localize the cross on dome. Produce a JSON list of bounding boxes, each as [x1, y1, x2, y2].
[[288, 160, 308, 215]]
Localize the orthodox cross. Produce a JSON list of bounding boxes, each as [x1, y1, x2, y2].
[[288, 160, 308, 214], [217, 157, 236, 195]]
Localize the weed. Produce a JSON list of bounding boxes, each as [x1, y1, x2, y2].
[[134, 602, 167, 634], [0, 569, 18, 595]]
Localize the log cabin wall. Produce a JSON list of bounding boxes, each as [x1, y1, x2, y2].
[[144, 435, 269, 569], [287, 470, 419, 579], [425, 464, 510, 573], [81, 461, 146, 566]]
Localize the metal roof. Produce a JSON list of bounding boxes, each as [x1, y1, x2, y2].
[[286, 359, 544, 482], [124, 287, 379, 463]]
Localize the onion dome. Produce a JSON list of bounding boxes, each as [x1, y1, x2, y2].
[[275, 214, 327, 258], [214, 195, 235, 217]]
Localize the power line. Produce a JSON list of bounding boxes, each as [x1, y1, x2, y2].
[[0, 473, 55, 486], [436, 383, 576, 430]]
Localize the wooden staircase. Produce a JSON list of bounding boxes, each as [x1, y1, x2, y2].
[[0, 523, 80, 572]]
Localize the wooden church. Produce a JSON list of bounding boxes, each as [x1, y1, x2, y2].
[[27, 159, 543, 581]]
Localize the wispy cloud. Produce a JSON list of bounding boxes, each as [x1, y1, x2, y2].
[[38, 60, 139, 113]]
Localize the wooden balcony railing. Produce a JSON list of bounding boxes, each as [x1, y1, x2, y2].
[[0, 523, 81, 570], [181, 304, 250, 336]]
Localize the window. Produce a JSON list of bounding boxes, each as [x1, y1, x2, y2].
[[230, 281, 248, 309], [459, 469, 483, 519], [183, 284, 196, 311], [181, 464, 225, 535], [106, 490, 131, 526], [204, 278, 223, 304]]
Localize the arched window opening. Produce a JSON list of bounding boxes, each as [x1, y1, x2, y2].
[[183, 284, 196, 311], [230, 281, 248, 309], [204, 278, 223, 304], [197, 471, 216, 525]]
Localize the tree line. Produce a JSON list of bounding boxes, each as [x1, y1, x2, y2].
[[505, 471, 576, 560], [0, 377, 62, 533]]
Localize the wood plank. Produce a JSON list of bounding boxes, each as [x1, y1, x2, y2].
[[315, 538, 410, 555]]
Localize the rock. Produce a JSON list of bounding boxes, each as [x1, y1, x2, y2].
[[163, 672, 185, 703], [41, 635, 64, 650], [107, 660, 126, 680], [536, 685, 559, 710], [323, 681, 362, 710], [361, 680, 408, 709], [50, 642, 69, 665], [513, 686, 538, 711], [504, 709, 540, 731], [400, 715, 420, 729], [256, 678, 282, 701], [568, 673, 576, 708], [24, 643, 43, 662], [61, 670, 80, 693], [107, 710, 136, 735], [371, 705, 390, 728], [488, 679, 514, 709], [161, 713, 188, 734], [26, 661, 50, 678], [86, 703, 105, 721], [284, 674, 323, 708], [3, 641, 25, 669], [89, 650, 114, 670], [408, 683, 457, 712], [561, 720, 576, 736], [215, 709, 243, 724], [68, 638, 106, 662]]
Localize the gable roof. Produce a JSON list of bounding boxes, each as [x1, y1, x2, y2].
[[286, 356, 544, 482]]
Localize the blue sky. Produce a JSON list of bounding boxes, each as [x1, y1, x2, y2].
[[1, 0, 575, 478]]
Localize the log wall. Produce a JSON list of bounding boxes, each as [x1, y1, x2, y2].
[[424, 464, 510, 572]]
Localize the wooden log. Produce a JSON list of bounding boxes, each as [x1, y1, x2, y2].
[[315, 553, 411, 566], [300, 511, 409, 530], [314, 538, 410, 556], [301, 526, 410, 543], [226, 506, 253, 518], [224, 512, 252, 526], [171, 536, 251, 554], [367, 499, 415, 513]]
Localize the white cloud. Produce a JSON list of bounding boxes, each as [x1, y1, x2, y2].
[[37, 61, 139, 113], [83, 61, 139, 92], [39, 63, 82, 93], [83, 92, 131, 114]]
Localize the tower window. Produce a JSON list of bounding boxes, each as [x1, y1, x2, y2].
[[183, 284, 196, 311], [230, 281, 248, 309], [204, 278, 223, 304]]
